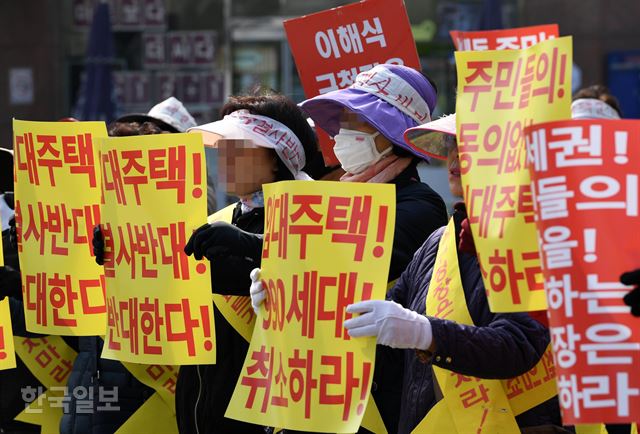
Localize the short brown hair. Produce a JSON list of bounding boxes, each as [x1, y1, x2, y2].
[[107, 121, 171, 137], [220, 87, 318, 180]]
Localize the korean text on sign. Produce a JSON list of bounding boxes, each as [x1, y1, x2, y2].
[[226, 181, 395, 433], [450, 24, 559, 52], [13, 120, 108, 335], [455, 36, 573, 312], [99, 133, 215, 365], [13, 335, 79, 431], [283, 0, 419, 96], [283, 0, 420, 165], [526, 119, 640, 424]]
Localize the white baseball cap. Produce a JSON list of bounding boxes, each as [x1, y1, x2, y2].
[[115, 97, 197, 132]]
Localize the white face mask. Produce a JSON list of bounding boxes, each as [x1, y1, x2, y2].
[[333, 129, 392, 174]]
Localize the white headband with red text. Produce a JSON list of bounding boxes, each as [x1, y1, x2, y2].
[[350, 65, 432, 124], [571, 98, 620, 120], [224, 110, 311, 181]]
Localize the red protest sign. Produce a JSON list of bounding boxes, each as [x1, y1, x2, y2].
[[284, 0, 421, 165], [526, 119, 640, 424], [451, 24, 559, 51]]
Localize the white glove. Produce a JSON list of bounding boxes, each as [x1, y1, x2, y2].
[[249, 268, 266, 314], [343, 300, 433, 350]]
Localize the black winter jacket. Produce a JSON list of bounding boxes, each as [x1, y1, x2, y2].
[[58, 337, 155, 434], [176, 203, 265, 434]]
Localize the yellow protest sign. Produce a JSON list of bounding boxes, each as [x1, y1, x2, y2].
[[13, 335, 78, 431], [0, 298, 16, 370], [99, 133, 215, 365], [455, 37, 573, 312], [226, 180, 395, 433], [503, 344, 557, 416], [13, 120, 108, 335]]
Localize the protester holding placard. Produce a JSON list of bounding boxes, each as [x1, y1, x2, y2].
[[299, 64, 448, 282], [246, 64, 447, 432], [178, 90, 319, 434], [335, 115, 555, 434], [0, 147, 40, 433], [70, 98, 197, 434]]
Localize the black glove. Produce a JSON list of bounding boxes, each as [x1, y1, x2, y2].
[[184, 221, 263, 263], [9, 217, 17, 250], [621, 269, 640, 317], [92, 224, 105, 266], [0, 265, 22, 301]]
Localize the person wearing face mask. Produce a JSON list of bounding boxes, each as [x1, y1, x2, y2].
[[299, 64, 448, 285], [249, 65, 448, 433], [252, 113, 564, 433], [176, 90, 319, 434]]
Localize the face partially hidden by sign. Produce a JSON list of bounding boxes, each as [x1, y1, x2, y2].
[[445, 135, 463, 198], [217, 139, 278, 197]]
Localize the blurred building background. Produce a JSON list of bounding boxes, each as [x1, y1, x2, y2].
[[2, 0, 639, 206]]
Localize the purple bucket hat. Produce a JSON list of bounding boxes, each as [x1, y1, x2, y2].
[[299, 64, 438, 160]]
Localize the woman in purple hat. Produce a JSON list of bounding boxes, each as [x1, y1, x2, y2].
[[303, 64, 448, 433], [300, 63, 448, 291], [251, 64, 449, 433]]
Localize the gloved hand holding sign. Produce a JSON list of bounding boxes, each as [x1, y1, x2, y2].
[[249, 268, 266, 314], [184, 221, 262, 263], [343, 300, 433, 350]]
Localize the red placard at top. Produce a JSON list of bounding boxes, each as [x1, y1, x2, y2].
[[284, 0, 421, 165], [450, 24, 559, 51]]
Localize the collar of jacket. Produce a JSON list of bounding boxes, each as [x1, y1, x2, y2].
[[390, 159, 420, 189]]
